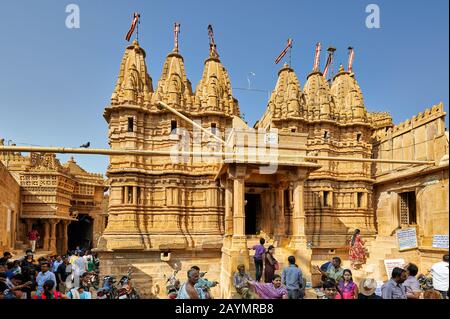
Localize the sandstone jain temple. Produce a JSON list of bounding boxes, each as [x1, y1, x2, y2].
[[0, 33, 447, 298], [86, 35, 449, 298]]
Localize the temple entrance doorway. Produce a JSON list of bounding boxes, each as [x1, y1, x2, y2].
[[245, 193, 262, 235], [68, 214, 93, 251]]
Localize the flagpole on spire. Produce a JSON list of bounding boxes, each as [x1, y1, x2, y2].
[[173, 22, 181, 52], [125, 12, 140, 42], [313, 42, 321, 72], [323, 46, 336, 81], [348, 46, 355, 73], [274, 38, 293, 65]]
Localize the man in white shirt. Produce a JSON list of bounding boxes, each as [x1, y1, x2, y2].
[[430, 254, 449, 299]]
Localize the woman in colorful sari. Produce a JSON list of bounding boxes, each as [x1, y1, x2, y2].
[[336, 269, 358, 299], [249, 274, 288, 299], [349, 229, 366, 270]]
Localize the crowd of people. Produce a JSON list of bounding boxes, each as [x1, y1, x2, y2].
[[1, 231, 448, 300], [0, 247, 99, 299]]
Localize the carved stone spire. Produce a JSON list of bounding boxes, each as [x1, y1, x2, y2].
[[193, 50, 240, 117], [110, 39, 153, 106], [154, 50, 193, 110], [304, 69, 335, 120], [331, 65, 367, 122], [268, 63, 305, 119]]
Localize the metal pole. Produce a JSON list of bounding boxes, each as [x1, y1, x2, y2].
[[0, 145, 436, 165], [157, 101, 227, 145]]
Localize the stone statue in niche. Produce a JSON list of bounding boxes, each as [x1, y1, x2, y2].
[[207, 77, 219, 111], [287, 84, 300, 116], [168, 76, 181, 106]]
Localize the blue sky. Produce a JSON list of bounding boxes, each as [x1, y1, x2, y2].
[[0, 0, 448, 174]]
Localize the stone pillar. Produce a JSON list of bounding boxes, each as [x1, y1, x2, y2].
[[274, 184, 286, 237], [230, 165, 248, 252], [43, 221, 50, 251], [124, 186, 129, 204], [224, 180, 233, 236], [291, 179, 305, 239], [288, 169, 312, 281], [49, 220, 58, 255], [61, 220, 69, 255], [133, 186, 138, 205], [232, 172, 245, 238]]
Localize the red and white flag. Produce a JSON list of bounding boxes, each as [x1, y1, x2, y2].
[[348, 46, 355, 72], [313, 42, 321, 71], [125, 13, 140, 42], [275, 38, 293, 64], [323, 49, 334, 78]]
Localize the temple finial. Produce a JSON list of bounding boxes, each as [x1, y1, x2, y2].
[[173, 22, 180, 53]]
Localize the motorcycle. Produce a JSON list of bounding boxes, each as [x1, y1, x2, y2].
[[418, 271, 433, 291], [117, 267, 140, 299], [165, 270, 180, 299], [97, 275, 117, 299]]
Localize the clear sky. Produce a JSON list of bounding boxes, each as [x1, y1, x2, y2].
[[0, 0, 448, 174]]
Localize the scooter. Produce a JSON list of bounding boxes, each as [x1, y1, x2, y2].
[[96, 275, 117, 299], [117, 267, 140, 299]]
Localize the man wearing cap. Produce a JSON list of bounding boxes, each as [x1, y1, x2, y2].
[[358, 278, 382, 299]]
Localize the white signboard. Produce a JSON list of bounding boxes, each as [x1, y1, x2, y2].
[[432, 235, 449, 249], [264, 132, 278, 145], [396, 228, 418, 251], [384, 259, 405, 278]]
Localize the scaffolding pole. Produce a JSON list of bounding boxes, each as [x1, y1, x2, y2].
[[0, 146, 436, 165]]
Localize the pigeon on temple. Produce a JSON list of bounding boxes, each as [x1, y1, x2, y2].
[[80, 142, 90, 148]]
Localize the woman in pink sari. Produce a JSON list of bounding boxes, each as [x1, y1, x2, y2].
[[336, 269, 358, 299], [249, 274, 288, 299], [349, 229, 366, 270]]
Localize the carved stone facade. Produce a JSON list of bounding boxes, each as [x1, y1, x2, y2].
[[0, 161, 20, 252], [96, 40, 448, 298], [0, 147, 106, 255]]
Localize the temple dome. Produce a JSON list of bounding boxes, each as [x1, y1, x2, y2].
[[193, 49, 240, 117], [110, 40, 153, 106], [268, 63, 306, 119], [303, 70, 335, 120], [154, 51, 193, 111], [330, 65, 367, 122]]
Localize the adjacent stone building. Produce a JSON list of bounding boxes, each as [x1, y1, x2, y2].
[[96, 38, 448, 298], [0, 146, 107, 255], [0, 161, 20, 252]]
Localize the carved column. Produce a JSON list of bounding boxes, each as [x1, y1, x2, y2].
[[292, 180, 305, 239], [231, 165, 247, 249], [124, 186, 129, 204], [224, 179, 233, 236], [43, 221, 50, 251], [288, 168, 310, 248], [133, 186, 138, 205], [61, 220, 69, 254], [49, 220, 58, 255], [274, 183, 287, 237]]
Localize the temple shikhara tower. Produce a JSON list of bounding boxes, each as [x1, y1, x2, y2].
[[91, 31, 449, 298]]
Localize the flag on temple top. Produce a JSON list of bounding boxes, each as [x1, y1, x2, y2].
[[348, 46, 355, 72], [313, 42, 321, 71], [208, 24, 215, 44], [275, 38, 293, 64], [125, 13, 140, 42], [323, 47, 336, 78]]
